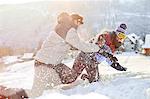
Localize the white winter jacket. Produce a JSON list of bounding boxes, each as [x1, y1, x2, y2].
[[34, 28, 99, 65]]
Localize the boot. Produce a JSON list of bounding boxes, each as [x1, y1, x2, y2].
[[110, 62, 127, 71]]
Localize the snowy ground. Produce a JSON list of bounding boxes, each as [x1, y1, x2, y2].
[[0, 52, 150, 99]]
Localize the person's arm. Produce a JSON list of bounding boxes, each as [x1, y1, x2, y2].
[[97, 50, 127, 71], [95, 53, 106, 63], [66, 28, 99, 53]]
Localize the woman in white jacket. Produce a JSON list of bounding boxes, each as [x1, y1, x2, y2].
[[24, 12, 100, 98]]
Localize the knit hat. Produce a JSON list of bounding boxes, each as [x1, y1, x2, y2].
[[116, 23, 127, 33], [115, 23, 127, 40]]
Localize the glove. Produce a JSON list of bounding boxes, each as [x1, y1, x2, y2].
[[110, 62, 127, 71]]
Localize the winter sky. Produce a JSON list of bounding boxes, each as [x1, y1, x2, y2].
[[0, 0, 83, 4], [0, 0, 136, 4]]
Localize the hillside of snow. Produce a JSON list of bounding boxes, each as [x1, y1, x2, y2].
[[0, 52, 150, 99]]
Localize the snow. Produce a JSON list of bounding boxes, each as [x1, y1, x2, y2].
[[37, 92, 110, 99], [0, 52, 150, 99], [142, 34, 150, 48], [20, 53, 34, 60], [2, 55, 23, 65], [1, 53, 34, 66], [127, 33, 140, 44], [58, 77, 150, 99], [0, 60, 34, 89]]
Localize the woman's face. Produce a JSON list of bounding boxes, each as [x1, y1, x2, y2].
[[71, 18, 83, 28]]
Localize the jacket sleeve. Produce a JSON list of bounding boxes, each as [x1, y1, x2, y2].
[[103, 33, 116, 53], [66, 28, 99, 53]]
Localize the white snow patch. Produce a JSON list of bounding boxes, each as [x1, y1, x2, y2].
[[37, 92, 110, 99], [20, 53, 34, 60], [2, 56, 23, 65], [0, 52, 150, 99]]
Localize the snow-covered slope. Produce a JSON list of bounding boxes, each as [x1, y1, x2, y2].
[[0, 53, 150, 99]]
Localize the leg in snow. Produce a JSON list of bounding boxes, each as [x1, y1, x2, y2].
[[25, 64, 62, 98]]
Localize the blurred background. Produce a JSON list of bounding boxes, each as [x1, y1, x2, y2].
[[0, 0, 150, 56]]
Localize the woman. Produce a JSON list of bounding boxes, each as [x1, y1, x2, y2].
[[24, 12, 100, 98], [0, 12, 100, 98]]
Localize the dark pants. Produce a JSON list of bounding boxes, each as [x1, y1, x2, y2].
[[72, 52, 99, 83], [36, 52, 99, 84]]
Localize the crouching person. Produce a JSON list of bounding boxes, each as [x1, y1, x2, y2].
[[95, 23, 128, 71], [24, 12, 102, 98], [72, 23, 128, 83], [0, 12, 101, 98]]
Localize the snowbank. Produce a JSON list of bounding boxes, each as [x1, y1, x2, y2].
[[2, 56, 23, 65], [58, 77, 150, 99], [37, 92, 110, 99], [0, 53, 150, 99]]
